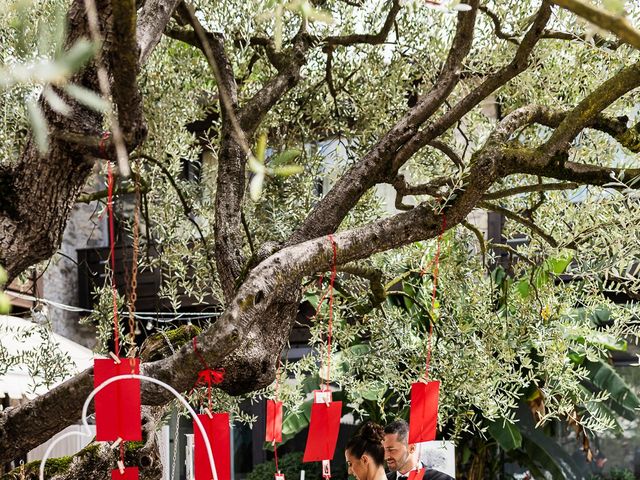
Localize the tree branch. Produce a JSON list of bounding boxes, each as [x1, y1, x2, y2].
[[391, 1, 552, 172], [483, 181, 579, 200], [137, 0, 183, 64], [461, 219, 486, 265], [510, 148, 640, 186], [288, 0, 480, 245], [325, 0, 402, 47], [485, 103, 640, 154], [338, 263, 386, 308], [237, 31, 311, 134], [551, 0, 640, 50], [479, 200, 560, 248], [538, 61, 640, 159], [541, 29, 621, 49], [479, 6, 519, 45], [110, 0, 145, 145], [428, 139, 464, 169], [392, 173, 452, 197]]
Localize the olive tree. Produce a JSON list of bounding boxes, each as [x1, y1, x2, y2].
[[1, 0, 640, 477]]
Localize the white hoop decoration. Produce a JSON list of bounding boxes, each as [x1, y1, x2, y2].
[[39, 374, 219, 480]]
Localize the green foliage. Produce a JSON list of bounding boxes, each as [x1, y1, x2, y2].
[[590, 468, 636, 480], [486, 418, 522, 452]]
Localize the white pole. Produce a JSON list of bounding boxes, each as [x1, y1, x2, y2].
[[40, 374, 218, 480], [185, 434, 195, 480]]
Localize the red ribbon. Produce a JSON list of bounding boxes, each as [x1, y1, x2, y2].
[[196, 369, 225, 386], [192, 337, 224, 411]]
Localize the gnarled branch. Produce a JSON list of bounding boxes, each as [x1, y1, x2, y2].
[[325, 0, 402, 46], [288, 0, 480, 245], [551, 0, 640, 50]]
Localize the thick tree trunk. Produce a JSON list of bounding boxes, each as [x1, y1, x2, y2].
[[0, 0, 104, 282]]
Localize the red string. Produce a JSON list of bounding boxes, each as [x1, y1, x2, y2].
[[425, 215, 447, 380], [104, 132, 120, 358], [192, 337, 225, 412], [325, 235, 338, 392]]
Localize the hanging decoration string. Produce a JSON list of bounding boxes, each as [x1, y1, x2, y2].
[[310, 236, 338, 391], [425, 214, 447, 381], [101, 131, 120, 358], [325, 234, 338, 392], [119, 442, 125, 473], [127, 164, 141, 356], [192, 337, 225, 413]]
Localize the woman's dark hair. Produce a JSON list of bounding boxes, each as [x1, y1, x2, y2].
[[345, 421, 385, 466]]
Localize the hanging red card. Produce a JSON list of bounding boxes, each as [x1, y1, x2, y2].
[[94, 358, 142, 441], [194, 412, 231, 480], [408, 468, 425, 480], [111, 467, 139, 479], [265, 400, 283, 443], [408, 381, 440, 443], [303, 401, 342, 462]]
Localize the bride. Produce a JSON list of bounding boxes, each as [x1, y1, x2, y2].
[[345, 422, 388, 480]]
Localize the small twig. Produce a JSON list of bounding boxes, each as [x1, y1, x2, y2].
[[180, 3, 253, 158], [132, 153, 217, 281], [461, 220, 486, 266], [483, 182, 579, 200], [488, 242, 536, 267], [550, 0, 640, 50], [324, 48, 340, 121], [241, 211, 255, 256], [480, 200, 560, 248], [479, 6, 520, 45], [337, 263, 386, 308], [77, 178, 150, 203], [428, 139, 464, 170], [541, 29, 622, 49], [325, 0, 401, 47]]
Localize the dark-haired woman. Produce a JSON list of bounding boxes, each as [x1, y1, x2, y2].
[[345, 421, 388, 480]]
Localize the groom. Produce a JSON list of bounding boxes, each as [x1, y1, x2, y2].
[[383, 420, 454, 480]]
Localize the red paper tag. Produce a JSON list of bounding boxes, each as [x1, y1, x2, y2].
[[94, 358, 142, 441], [302, 401, 342, 462], [111, 467, 139, 479], [266, 400, 283, 443], [194, 413, 231, 480], [408, 381, 440, 443], [275, 474, 286, 480]]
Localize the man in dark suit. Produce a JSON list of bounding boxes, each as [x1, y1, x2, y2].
[[383, 420, 454, 480]]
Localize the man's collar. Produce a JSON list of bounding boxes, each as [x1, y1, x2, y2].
[[397, 461, 426, 477]]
